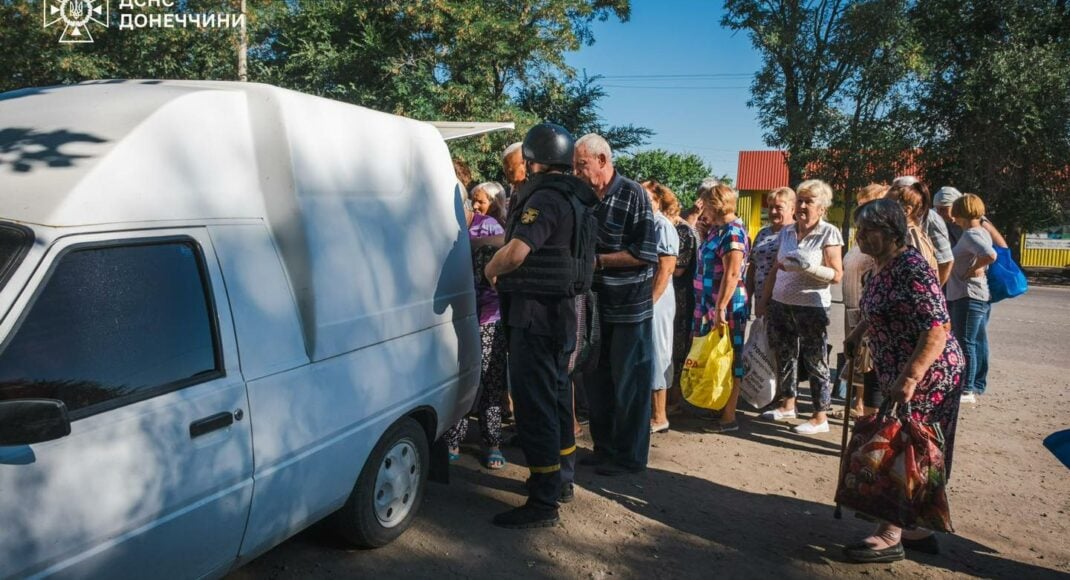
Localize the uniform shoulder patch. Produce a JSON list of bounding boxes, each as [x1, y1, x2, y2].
[[520, 208, 540, 225]]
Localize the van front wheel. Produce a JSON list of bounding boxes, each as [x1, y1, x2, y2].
[[333, 417, 430, 548]]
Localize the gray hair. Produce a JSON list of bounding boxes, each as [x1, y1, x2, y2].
[[575, 133, 613, 164], [891, 175, 919, 188], [472, 181, 505, 201], [854, 198, 908, 248], [503, 142, 523, 161], [796, 179, 834, 210]]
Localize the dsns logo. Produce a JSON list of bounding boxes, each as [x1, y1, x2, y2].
[[43, 0, 109, 44]]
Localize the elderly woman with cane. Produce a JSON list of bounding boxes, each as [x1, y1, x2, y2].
[[840, 199, 965, 563]]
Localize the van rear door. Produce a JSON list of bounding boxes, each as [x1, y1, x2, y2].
[[0, 228, 253, 579]]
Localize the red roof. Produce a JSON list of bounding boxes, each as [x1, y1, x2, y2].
[[736, 150, 789, 191], [737, 149, 926, 192]]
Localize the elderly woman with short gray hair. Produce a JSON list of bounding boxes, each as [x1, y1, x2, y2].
[[756, 179, 844, 434]]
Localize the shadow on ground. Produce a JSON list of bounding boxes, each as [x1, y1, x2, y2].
[[236, 435, 1067, 580]]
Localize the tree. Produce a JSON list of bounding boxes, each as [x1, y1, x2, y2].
[[1, 1, 636, 188], [515, 74, 652, 153], [722, 0, 911, 186], [258, 1, 632, 182], [0, 0, 282, 92], [809, 0, 918, 237], [614, 149, 718, 208], [910, 0, 1070, 245]]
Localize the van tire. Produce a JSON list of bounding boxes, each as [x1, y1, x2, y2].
[[333, 417, 430, 548]]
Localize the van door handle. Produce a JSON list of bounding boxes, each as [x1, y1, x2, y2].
[[189, 412, 234, 439]]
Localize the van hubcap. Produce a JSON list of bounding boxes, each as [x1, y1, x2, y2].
[[373, 438, 419, 528]]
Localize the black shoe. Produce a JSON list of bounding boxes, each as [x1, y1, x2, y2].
[[902, 534, 940, 555], [559, 483, 575, 504], [843, 541, 905, 563], [579, 454, 609, 467], [492, 505, 560, 529], [595, 464, 645, 477]]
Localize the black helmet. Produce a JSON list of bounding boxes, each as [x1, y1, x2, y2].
[[522, 122, 574, 167]]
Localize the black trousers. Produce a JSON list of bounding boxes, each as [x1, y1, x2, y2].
[[584, 318, 654, 470], [508, 327, 576, 510]]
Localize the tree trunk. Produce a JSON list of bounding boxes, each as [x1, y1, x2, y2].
[[237, 0, 248, 82]]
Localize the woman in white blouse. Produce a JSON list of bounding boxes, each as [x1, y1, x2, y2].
[[756, 180, 844, 434]]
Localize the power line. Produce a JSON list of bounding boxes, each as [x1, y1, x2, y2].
[[600, 73, 753, 79], [601, 85, 750, 90]]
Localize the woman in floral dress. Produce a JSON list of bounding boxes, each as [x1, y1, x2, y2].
[[842, 199, 964, 563]]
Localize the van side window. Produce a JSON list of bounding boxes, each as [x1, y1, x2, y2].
[[0, 241, 222, 418]]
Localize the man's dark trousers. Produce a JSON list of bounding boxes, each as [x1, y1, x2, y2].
[[585, 318, 654, 470], [509, 327, 577, 509]]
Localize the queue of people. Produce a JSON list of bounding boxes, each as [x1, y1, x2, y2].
[[452, 126, 1003, 562]]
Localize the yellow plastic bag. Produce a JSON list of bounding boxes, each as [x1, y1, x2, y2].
[[680, 325, 734, 411]]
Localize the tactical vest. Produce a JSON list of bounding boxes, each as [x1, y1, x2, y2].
[[497, 173, 598, 297]]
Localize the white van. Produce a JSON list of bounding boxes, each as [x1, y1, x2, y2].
[[0, 81, 507, 578]]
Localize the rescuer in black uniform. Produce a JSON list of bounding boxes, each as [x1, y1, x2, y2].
[[485, 123, 597, 528]]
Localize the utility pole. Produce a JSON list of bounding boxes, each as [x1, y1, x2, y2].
[[237, 0, 248, 81]]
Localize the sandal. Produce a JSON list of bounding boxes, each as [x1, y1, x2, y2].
[[704, 422, 739, 434], [830, 409, 862, 421], [483, 449, 507, 470]]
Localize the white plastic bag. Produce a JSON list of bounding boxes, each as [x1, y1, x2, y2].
[[740, 316, 776, 408]]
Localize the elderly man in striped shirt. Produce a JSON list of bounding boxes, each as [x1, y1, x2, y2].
[[573, 133, 659, 477]]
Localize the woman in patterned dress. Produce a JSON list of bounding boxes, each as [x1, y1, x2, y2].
[[446, 199, 508, 469], [842, 199, 965, 563], [670, 206, 699, 413], [745, 187, 795, 301], [693, 180, 750, 433]]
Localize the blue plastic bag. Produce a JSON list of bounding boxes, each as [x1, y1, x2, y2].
[[987, 246, 1028, 303]]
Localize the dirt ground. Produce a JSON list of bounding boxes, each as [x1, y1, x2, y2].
[[231, 287, 1070, 579]]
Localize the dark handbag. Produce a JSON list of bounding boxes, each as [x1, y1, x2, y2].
[[834, 401, 954, 532], [987, 246, 1028, 303], [568, 290, 600, 376]]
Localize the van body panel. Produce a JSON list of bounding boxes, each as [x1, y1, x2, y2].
[[0, 81, 485, 577], [207, 224, 309, 380], [0, 228, 254, 579], [0, 81, 480, 363], [238, 319, 479, 559]]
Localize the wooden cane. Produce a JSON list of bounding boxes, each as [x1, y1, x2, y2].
[[833, 355, 856, 520]]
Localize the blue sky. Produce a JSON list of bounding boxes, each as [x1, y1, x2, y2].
[[565, 0, 768, 180]]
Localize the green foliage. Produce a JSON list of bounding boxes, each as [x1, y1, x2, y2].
[[515, 74, 652, 153], [722, 0, 909, 186], [722, 0, 1070, 240], [910, 0, 1070, 237], [0, 0, 643, 187], [254, 0, 640, 183], [614, 149, 718, 208]]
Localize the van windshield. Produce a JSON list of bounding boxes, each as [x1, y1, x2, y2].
[[0, 223, 32, 292]]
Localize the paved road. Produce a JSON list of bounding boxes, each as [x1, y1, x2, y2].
[[231, 287, 1070, 580]]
